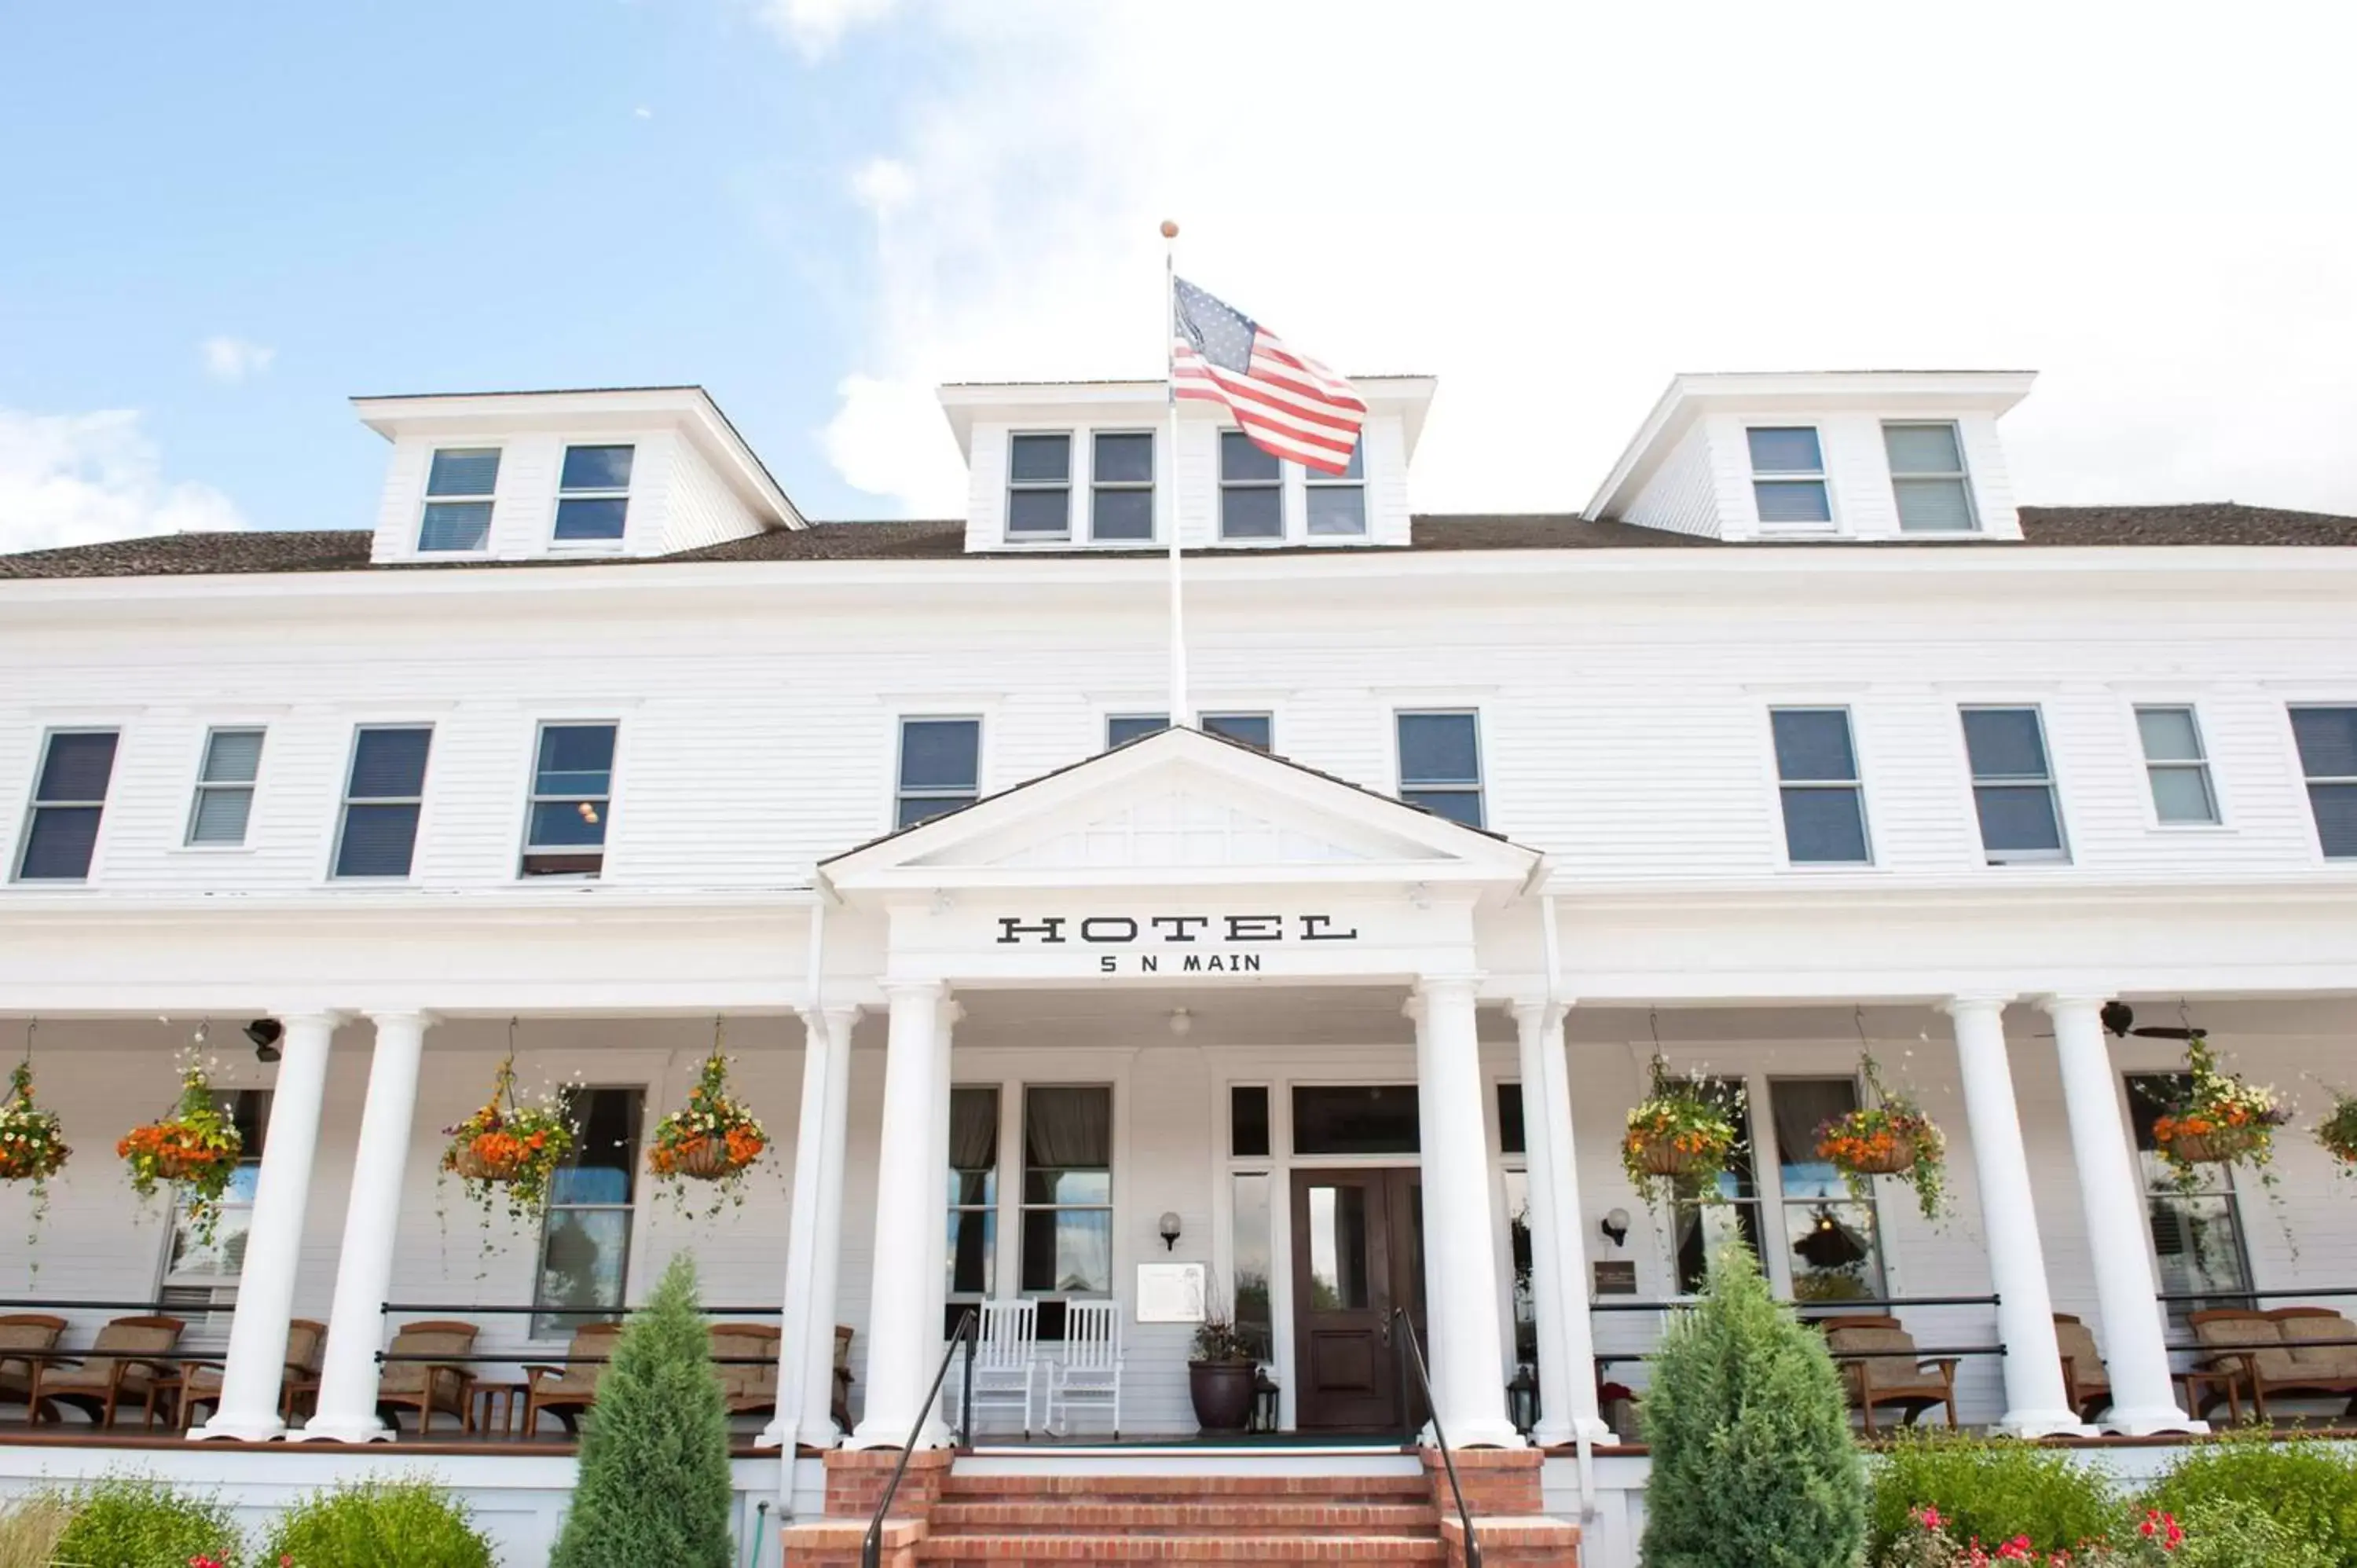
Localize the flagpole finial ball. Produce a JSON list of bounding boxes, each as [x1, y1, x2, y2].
[[1160, 220, 1179, 240]]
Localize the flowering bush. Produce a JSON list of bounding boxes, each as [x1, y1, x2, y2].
[[439, 1058, 573, 1224], [1622, 1057, 1740, 1211], [647, 1051, 768, 1218], [118, 1061, 244, 1244], [2149, 1036, 2286, 1189], [1874, 1505, 2180, 1566], [2316, 1092, 2357, 1174], [1819, 1057, 1948, 1221], [0, 1061, 67, 1184]]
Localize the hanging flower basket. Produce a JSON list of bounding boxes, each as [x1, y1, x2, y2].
[[117, 1058, 243, 1244], [2316, 1093, 2357, 1174], [2149, 1035, 2286, 1192], [1622, 1057, 1739, 1212], [440, 1057, 574, 1225], [0, 1061, 68, 1185], [649, 1047, 768, 1218]]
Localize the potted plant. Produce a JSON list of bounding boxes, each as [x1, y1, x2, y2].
[[2317, 1090, 2357, 1174], [1622, 1056, 1739, 1211], [0, 1057, 68, 1271], [647, 1047, 768, 1219], [2150, 1034, 2286, 1189], [440, 1056, 574, 1225], [1187, 1310, 1260, 1434], [117, 1057, 243, 1244], [1816, 1055, 1948, 1220]]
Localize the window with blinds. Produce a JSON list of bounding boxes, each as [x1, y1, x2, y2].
[[1747, 427, 1832, 526], [187, 727, 265, 846], [1884, 423, 1977, 532], [333, 725, 433, 878], [15, 730, 119, 881], [1771, 708, 1871, 864], [418, 448, 499, 552]]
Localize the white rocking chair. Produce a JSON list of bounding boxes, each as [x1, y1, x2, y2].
[[1047, 1299, 1124, 1438], [960, 1299, 1042, 1437]]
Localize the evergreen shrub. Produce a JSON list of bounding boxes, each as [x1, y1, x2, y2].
[[259, 1477, 493, 1568]]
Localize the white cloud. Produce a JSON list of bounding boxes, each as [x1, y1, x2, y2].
[[757, 0, 900, 59], [634, 105, 654, 120], [0, 408, 247, 554], [200, 335, 276, 384], [805, 2, 2357, 518]]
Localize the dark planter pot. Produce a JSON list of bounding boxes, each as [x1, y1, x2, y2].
[[1189, 1360, 1257, 1434]]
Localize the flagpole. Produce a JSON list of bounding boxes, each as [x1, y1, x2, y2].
[[1161, 218, 1190, 730]]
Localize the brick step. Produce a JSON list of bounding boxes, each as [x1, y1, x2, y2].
[[938, 1473, 1433, 1501], [929, 1500, 1442, 1536], [915, 1533, 1449, 1564]]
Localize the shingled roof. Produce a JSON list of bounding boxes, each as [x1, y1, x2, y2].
[[2, 504, 2352, 581]]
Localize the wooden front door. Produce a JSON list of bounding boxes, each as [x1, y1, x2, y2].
[[1290, 1167, 1428, 1431]]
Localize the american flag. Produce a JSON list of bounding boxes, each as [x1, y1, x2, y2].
[[1171, 277, 1366, 475]]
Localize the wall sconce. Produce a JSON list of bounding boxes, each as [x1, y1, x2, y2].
[[1600, 1207, 1630, 1248], [244, 1019, 284, 1064], [1158, 1211, 1183, 1251]]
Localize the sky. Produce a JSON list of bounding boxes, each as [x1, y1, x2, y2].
[[3, 1, 2355, 553]]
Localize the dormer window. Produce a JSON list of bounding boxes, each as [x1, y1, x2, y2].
[[1747, 427, 1831, 526], [1306, 441, 1366, 537], [1007, 434, 1072, 540], [554, 445, 634, 543], [1220, 432, 1282, 540], [418, 448, 500, 552], [1884, 423, 1977, 532], [1091, 432, 1155, 541]]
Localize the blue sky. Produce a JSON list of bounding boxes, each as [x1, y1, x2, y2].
[[4, 2, 2353, 549]]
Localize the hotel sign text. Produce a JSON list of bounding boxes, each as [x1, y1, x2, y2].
[[996, 913, 1361, 974]]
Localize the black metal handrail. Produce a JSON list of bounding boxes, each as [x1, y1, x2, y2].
[[1589, 1293, 2000, 1313], [0, 1298, 174, 1312], [863, 1310, 977, 1568], [2156, 1287, 2357, 1303], [381, 1302, 783, 1317], [1392, 1308, 1479, 1568]]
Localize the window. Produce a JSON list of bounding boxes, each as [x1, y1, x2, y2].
[[1230, 1086, 1271, 1158], [1673, 1078, 1762, 1295], [333, 725, 432, 878], [187, 727, 264, 847], [1495, 1081, 1527, 1156], [1884, 423, 1976, 532], [2290, 707, 2357, 859], [1305, 441, 1367, 537], [533, 1086, 643, 1337], [1091, 431, 1154, 542], [1397, 710, 1484, 827], [2127, 1073, 2253, 1321], [15, 730, 119, 881], [553, 445, 633, 544], [1219, 431, 1282, 540], [1105, 712, 1274, 751], [1747, 427, 1831, 526], [1961, 705, 2068, 863], [1020, 1086, 1112, 1295], [948, 1086, 999, 1300], [418, 448, 498, 552], [521, 722, 616, 877], [1498, 1090, 1537, 1371], [1767, 1079, 1885, 1305], [163, 1090, 269, 1286], [896, 718, 981, 828], [1771, 708, 1870, 864], [1006, 433, 1072, 539], [2135, 706, 2220, 826], [1292, 1084, 1419, 1156], [1231, 1171, 1274, 1359]]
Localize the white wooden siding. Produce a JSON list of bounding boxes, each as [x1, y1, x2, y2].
[[1618, 422, 1720, 538]]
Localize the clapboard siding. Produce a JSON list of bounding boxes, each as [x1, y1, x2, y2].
[[1620, 422, 1719, 538], [658, 435, 767, 555]]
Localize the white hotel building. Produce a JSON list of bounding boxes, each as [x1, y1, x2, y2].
[[0, 369, 2353, 1565]]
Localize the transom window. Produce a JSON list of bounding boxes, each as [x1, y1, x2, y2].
[[2135, 706, 2220, 826], [522, 722, 617, 877], [1292, 1084, 1420, 1156], [1305, 441, 1366, 537], [533, 1086, 643, 1338], [2290, 707, 2357, 859], [1006, 434, 1072, 540], [1770, 708, 1870, 864], [418, 448, 499, 552], [1091, 432, 1154, 542], [333, 725, 432, 879], [15, 729, 119, 882], [1747, 427, 1831, 526], [1105, 712, 1274, 752], [1219, 431, 1283, 540], [896, 717, 981, 828], [553, 445, 633, 544], [1396, 710, 1485, 827], [1960, 705, 2068, 863], [1884, 422, 1976, 532], [187, 727, 265, 847], [1021, 1086, 1113, 1296]]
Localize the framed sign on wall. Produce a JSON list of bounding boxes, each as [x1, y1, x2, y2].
[[1136, 1262, 1208, 1323]]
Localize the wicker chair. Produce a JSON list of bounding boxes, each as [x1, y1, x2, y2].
[[833, 1324, 855, 1432], [27, 1315, 186, 1430], [376, 1319, 479, 1436], [2054, 1313, 2113, 1424], [0, 1314, 67, 1420], [711, 1323, 782, 1420], [522, 1321, 627, 1436], [1822, 1315, 1960, 1435], [178, 1318, 327, 1431], [2191, 1306, 2357, 1422]]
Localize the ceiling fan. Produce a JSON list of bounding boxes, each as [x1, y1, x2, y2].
[[2099, 1000, 2205, 1041]]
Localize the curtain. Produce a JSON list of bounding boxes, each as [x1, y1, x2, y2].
[[1769, 1079, 1857, 1175], [950, 1087, 999, 1171], [1025, 1086, 1110, 1169]]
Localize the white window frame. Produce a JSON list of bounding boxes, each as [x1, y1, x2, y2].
[[1303, 443, 1368, 539], [331, 723, 434, 881], [13, 727, 119, 884], [893, 714, 984, 830], [2133, 704, 2222, 829], [185, 726, 266, 848], [1394, 708, 1486, 828], [1014, 1082, 1118, 1302], [1219, 430, 1286, 543], [2289, 704, 2357, 862], [1104, 711, 1275, 751], [1959, 703, 2070, 865], [1745, 425, 1835, 531], [158, 1086, 271, 1298], [1767, 705, 1873, 867], [1006, 430, 1075, 542], [416, 445, 500, 554], [1882, 420, 1978, 533], [520, 720, 619, 878], [530, 1082, 646, 1342], [549, 443, 635, 550], [1088, 429, 1157, 544], [947, 1083, 1003, 1305]]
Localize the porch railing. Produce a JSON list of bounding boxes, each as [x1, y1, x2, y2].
[[862, 1309, 977, 1568], [1391, 1307, 1479, 1568]]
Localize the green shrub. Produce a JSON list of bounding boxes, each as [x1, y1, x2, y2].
[[2167, 1495, 2335, 1568], [258, 1478, 493, 1568], [2145, 1432, 2357, 1567], [1867, 1430, 2117, 1557], [1639, 1240, 1866, 1567], [49, 1474, 244, 1568], [0, 1494, 75, 1568], [548, 1253, 734, 1568]]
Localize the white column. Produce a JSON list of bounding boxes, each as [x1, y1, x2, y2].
[[1410, 976, 1522, 1448], [1943, 995, 2086, 1438], [1512, 999, 1611, 1444], [195, 1011, 343, 1441], [919, 995, 957, 1445], [297, 1009, 431, 1443], [762, 1004, 859, 1453], [849, 981, 949, 1448], [2042, 995, 2201, 1434]]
